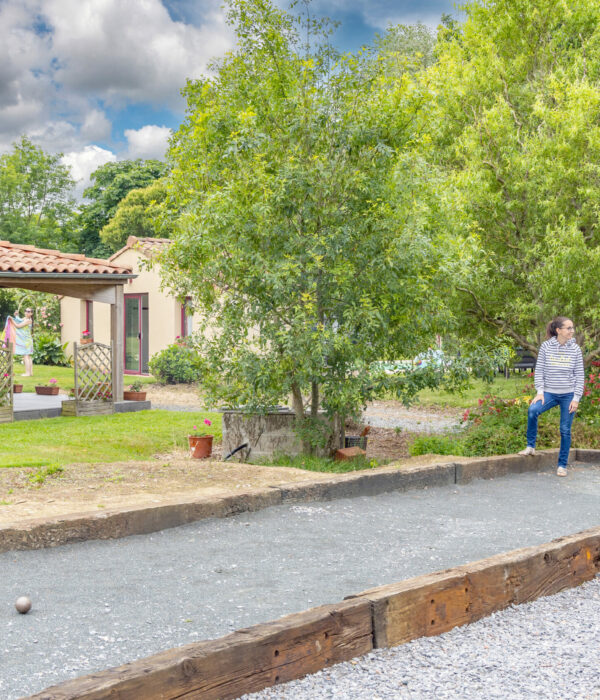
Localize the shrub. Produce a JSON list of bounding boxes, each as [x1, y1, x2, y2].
[[410, 391, 564, 458], [148, 341, 201, 384], [33, 331, 71, 366], [460, 393, 559, 456], [409, 434, 465, 457], [576, 361, 600, 425]]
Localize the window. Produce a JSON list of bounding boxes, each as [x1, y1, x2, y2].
[[84, 300, 93, 336]]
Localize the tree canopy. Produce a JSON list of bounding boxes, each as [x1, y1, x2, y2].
[[0, 136, 77, 250], [100, 180, 173, 251], [159, 0, 480, 451], [78, 159, 168, 257], [425, 0, 600, 362]]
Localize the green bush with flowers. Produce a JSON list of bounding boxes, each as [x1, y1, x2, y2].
[[577, 361, 600, 425], [411, 385, 561, 457]]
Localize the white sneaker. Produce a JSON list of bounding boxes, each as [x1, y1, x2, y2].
[[556, 467, 567, 477], [518, 446, 536, 456]]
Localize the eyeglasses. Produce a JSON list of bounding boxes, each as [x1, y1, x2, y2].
[[562, 326, 575, 331], [25, 309, 32, 313]]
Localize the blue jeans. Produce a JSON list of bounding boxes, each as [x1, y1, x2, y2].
[[526, 392, 575, 467]]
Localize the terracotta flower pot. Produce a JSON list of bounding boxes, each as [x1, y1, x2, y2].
[[13, 384, 23, 393], [80, 337, 93, 345], [123, 390, 146, 401], [35, 386, 59, 395], [188, 435, 213, 459]]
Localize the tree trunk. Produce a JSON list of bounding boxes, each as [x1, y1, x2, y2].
[[291, 381, 311, 454], [311, 381, 319, 419]]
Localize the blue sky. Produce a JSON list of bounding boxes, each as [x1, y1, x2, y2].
[[0, 0, 458, 196]]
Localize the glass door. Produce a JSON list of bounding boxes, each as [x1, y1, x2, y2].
[[125, 294, 150, 374], [125, 295, 141, 373]]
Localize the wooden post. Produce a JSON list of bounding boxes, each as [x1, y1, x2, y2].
[[73, 342, 79, 400], [111, 284, 124, 402]]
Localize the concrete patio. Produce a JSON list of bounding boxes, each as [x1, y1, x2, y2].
[[12, 392, 151, 421]]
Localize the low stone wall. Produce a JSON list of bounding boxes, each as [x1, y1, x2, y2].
[[222, 409, 303, 460]]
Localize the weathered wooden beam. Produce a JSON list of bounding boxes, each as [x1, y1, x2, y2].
[[28, 599, 373, 700], [0, 280, 121, 302], [353, 525, 600, 648]]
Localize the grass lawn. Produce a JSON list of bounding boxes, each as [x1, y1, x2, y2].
[[12, 363, 156, 393], [416, 373, 533, 408], [0, 410, 221, 469], [252, 453, 386, 474]]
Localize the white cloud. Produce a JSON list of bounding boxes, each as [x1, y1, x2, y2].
[[81, 109, 112, 142], [124, 125, 171, 160], [61, 145, 117, 200], [0, 0, 233, 157], [43, 0, 233, 108]]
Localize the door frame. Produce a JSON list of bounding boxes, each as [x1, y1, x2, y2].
[[124, 293, 148, 375]]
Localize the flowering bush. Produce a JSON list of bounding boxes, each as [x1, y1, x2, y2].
[[459, 392, 553, 456], [576, 363, 600, 424], [410, 390, 561, 457]]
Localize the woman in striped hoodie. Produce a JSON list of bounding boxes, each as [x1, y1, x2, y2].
[[519, 317, 584, 476]]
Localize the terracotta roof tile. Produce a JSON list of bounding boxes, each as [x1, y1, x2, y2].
[[0, 241, 132, 275], [109, 236, 171, 262]]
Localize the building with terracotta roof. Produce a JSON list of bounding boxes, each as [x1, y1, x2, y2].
[[0, 240, 135, 400], [60, 236, 198, 375]]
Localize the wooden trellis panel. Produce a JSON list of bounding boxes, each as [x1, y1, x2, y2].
[[0, 346, 13, 423], [62, 341, 114, 417]]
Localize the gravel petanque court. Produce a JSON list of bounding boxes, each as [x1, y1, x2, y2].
[[2, 463, 600, 699]]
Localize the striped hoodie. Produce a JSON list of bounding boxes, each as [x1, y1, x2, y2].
[[534, 337, 584, 401]]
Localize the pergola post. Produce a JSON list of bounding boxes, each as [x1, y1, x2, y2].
[[111, 284, 124, 402]]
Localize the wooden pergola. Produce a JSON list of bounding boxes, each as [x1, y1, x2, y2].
[[0, 241, 136, 401]]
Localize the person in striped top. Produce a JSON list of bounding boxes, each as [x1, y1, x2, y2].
[[518, 317, 584, 477]]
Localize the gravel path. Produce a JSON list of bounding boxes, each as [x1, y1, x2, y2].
[[362, 402, 461, 433], [244, 574, 600, 700], [151, 401, 463, 433], [2, 464, 599, 699]]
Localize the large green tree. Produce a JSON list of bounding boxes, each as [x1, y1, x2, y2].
[[0, 136, 77, 250], [159, 0, 481, 452], [426, 0, 600, 362], [100, 180, 173, 251], [78, 159, 168, 257]]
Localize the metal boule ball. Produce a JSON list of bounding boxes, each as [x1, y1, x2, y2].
[[15, 596, 32, 614]]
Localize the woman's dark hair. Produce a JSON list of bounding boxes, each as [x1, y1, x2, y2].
[[546, 316, 570, 339]]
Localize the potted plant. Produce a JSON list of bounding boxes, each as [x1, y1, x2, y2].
[[188, 419, 214, 459], [35, 377, 60, 395], [80, 329, 93, 345], [123, 381, 147, 401], [4, 372, 22, 393]]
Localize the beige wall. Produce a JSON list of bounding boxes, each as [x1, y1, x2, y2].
[[60, 248, 200, 374]]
